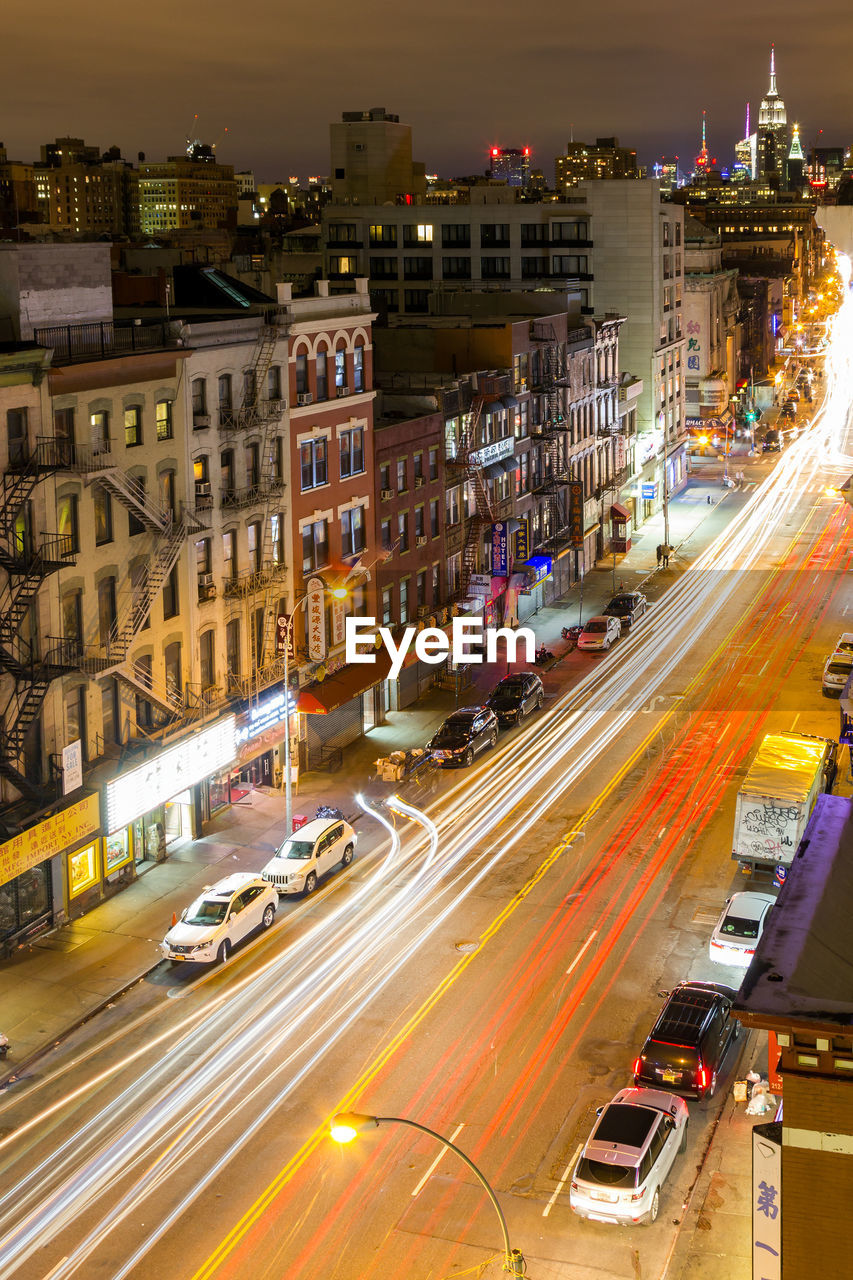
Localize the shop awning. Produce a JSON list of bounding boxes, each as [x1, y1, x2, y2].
[[501, 395, 520, 410], [297, 650, 393, 715], [610, 501, 632, 521], [501, 456, 520, 473], [508, 573, 529, 590], [484, 400, 504, 416], [483, 462, 505, 480]]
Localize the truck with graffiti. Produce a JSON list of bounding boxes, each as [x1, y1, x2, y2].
[[732, 731, 838, 876]]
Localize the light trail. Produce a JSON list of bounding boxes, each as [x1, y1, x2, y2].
[[1, 261, 852, 1279]]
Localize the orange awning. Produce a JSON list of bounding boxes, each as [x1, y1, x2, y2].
[[297, 650, 393, 714]]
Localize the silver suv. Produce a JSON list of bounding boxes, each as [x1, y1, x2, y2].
[[570, 1087, 688, 1226]]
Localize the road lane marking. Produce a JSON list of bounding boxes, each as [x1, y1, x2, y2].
[[543, 1144, 581, 1218], [565, 931, 598, 976], [411, 1122, 465, 1198]]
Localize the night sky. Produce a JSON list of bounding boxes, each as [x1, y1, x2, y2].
[[5, 0, 852, 182]]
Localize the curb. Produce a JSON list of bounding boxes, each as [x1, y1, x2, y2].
[[0, 959, 159, 1091]]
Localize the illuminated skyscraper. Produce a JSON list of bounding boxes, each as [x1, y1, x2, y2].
[[756, 44, 788, 187], [488, 147, 532, 188], [734, 103, 757, 180]]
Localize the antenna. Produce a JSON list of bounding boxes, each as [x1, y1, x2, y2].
[[745, 101, 750, 137]]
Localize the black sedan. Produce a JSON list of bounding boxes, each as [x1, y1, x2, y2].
[[602, 591, 648, 630], [486, 672, 544, 727], [427, 707, 499, 767]]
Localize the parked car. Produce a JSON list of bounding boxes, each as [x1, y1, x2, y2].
[[762, 429, 782, 452], [603, 591, 648, 630], [786, 387, 800, 401], [576, 615, 622, 652], [632, 980, 740, 1099], [822, 650, 853, 696], [262, 817, 356, 895], [709, 891, 776, 967], [428, 706, 499, 766], [487, 672, 544, 727], [160, 872, 277, 964], [570, 1087, 689, 1226]]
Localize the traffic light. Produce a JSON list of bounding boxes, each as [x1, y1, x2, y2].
[[745, 410, 756, 423]]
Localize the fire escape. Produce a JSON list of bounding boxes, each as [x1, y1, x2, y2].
[[0, 440, 79, 801], [218, 321, 288, 700], [530, 323, 572, 550]]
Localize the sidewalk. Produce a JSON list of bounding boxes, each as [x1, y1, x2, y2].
[[0, 454, 752, 1082]]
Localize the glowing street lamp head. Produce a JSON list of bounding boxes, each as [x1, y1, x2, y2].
[[330, 587, 348, 600], [330, 1112, 378, 1143]]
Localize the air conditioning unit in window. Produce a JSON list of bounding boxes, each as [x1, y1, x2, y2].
[[380, 488, 394, 500], [414, 476, 425, 488], [198, 572, 214, 587], [195, 482, 212, 497], [416, 535, 428, 547], [417, 605, 431, 619], [297, 392, 313, 406], [193, 413, 211, 428], [336, 385, 350, 398]]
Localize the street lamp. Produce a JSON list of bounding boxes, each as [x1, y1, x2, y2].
[[279, 581, 348, 838], [331, 1112, 526, 1277]]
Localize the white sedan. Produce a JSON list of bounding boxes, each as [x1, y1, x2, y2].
[[161, 872, 277, 964], [709, 891, 775, 967], [576, 615, 622, 652]]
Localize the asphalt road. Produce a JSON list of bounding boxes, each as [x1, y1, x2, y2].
[[1, 300, 851, 1280]]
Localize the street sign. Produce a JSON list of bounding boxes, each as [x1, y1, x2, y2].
[[307, 577, 327, 662], [491, 522, 508, 576], [773, 864, 788, 889], [469, 573, 490, 595], [641, 482, 657, 501]]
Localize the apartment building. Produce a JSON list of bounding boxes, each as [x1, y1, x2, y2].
[[683, 216, 740, 423], [137, 151, 238, 236]]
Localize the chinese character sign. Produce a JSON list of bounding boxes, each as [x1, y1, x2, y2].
[[752, 1124, 781, 1280], [569, 481, 584, 547], [491, 523, 508, 576], [514, 518, 529, 564], [331, 598, 346, 648], [276, 613, 294, 660], [307, 578, 327, 663]]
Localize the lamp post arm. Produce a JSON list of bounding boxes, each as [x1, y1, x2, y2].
[[375, 1116, 517, 1270]]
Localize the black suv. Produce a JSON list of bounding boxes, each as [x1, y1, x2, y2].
[[427, 706, 499, 767], [632, 981, 740, 1099], [486, 672, 544, 726], [603, 591, 648, 630]]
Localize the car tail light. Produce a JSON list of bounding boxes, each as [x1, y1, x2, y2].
[[744, 948, 755, 956], [630, 1190, 644, 1202], [570, 1179, 578, 1192], [632, 1057, 642, 1076], [698, 1062, 708, 1090]]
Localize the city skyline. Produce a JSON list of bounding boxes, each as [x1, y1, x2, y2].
[[5, 0, 852, 181]]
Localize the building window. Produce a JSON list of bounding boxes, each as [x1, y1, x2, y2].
[[428, 447, 438, 480], [316, 348, 328, 400], [403, 290, 429, 313], [223, 529, 236, 579], [380, 463, 391, 493], [300, 437, 328, 490], [341, 505, 366, 558], [247, 520, 262, 572], [413, 452, 423, 482], [57, 494, 80, 553], [94, 485, 113, 545], [192, 379, 207, 420], [335, 348, 347, 389], [481, 224, 510, 247], [381, 518, 392, 550], [98, 576, 117, 646], [65, 686, 88, 763], [218, 374, 233, 416], [340, 427, 365, 478], [404, 224, 433, 245], [369, 225, 397, 246], [90, 410, 110, 453], [271, 512, 284, 564], [446, 486, 461, 525], [441, 224, 470, 247], [54, 406, 75, 444], [124, 406, 142, 447], [430, 497, 440, 537], [134, 653, 153, 729], [302, 519, 329, 574], [353, 344, 365, 391], [62, 589, 83, 650], [200, 629, 216, 690], [196, 536, 211, 576], [396, 458, 407, 493], [398, 511, 409, 552], [163, 564, 179, 619], [481, 257, 511, 279], [225, 618, 241, 686], [330, 256, 357, 275], [165, 642, 182, 703], [295, 352, 308, 394], [267, 366, 281, 400], [399, 577, 409, 623], [243, 369, 257, 406], [431, 562, 440, 601], [417, 570, 427, 608], [382, 586, 393, 626], [414, 505, 425, 539], [370, 256, 398, 280], [155, 400, 172, 441]]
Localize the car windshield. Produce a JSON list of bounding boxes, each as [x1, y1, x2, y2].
[[433, 727, 468, 745], [607, 597, 632, 612], [184, 898, 229, 926], [491, 687, 522, 704], [585, 619, 607, 633], [828, 662, 852, 676], [277, 839, 315, 860], [720, 914, 760, 939], [576, 1156, 637, 1189]]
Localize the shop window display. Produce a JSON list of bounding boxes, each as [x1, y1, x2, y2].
[[104, 830, 133, 876], [68, 843, 100, 898]]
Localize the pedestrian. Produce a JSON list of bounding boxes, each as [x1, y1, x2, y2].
[[656, 543, 663, 566], [661, 544, 671, 568], [707, 494, 712, 505]]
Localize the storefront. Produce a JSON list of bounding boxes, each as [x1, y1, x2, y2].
[[103, 715, 237, 873], [208, 685, 297, 805], [0, 793, 101, 949], [298, 652, 393, 767]]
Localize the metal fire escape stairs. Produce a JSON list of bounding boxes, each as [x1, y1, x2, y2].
[[220, 321, 288, 700], [456, 392, 493, 599], [0, 439, 78, 801], [530, 325, 572, 548]]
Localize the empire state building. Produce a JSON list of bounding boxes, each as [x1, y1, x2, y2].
[[757, 44, 788, 186]]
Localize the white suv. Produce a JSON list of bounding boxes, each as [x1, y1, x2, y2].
[[570, 1087, 688, 1226], [822, 649, 853, 696], [262, 818, 356, 895], [161, 873, 277, 964]]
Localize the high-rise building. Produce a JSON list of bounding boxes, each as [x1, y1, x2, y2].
[[787, 123, 805, 192], [137, 146, 238, 236], [734, 104, 756, 181], [330, 108, 426, 205], [652, 158, 683, 195], [693, 112, 711, 179], [488, 147, 531, 188], [555, 138, 638, 194], [757, 45, 788, 188]]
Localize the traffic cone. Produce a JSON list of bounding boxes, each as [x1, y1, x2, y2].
[[171, 911, 177, 927]]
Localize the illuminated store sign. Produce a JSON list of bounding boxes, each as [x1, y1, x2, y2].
[[104, 716, 237, 833], [236, 691, 297, 745]]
